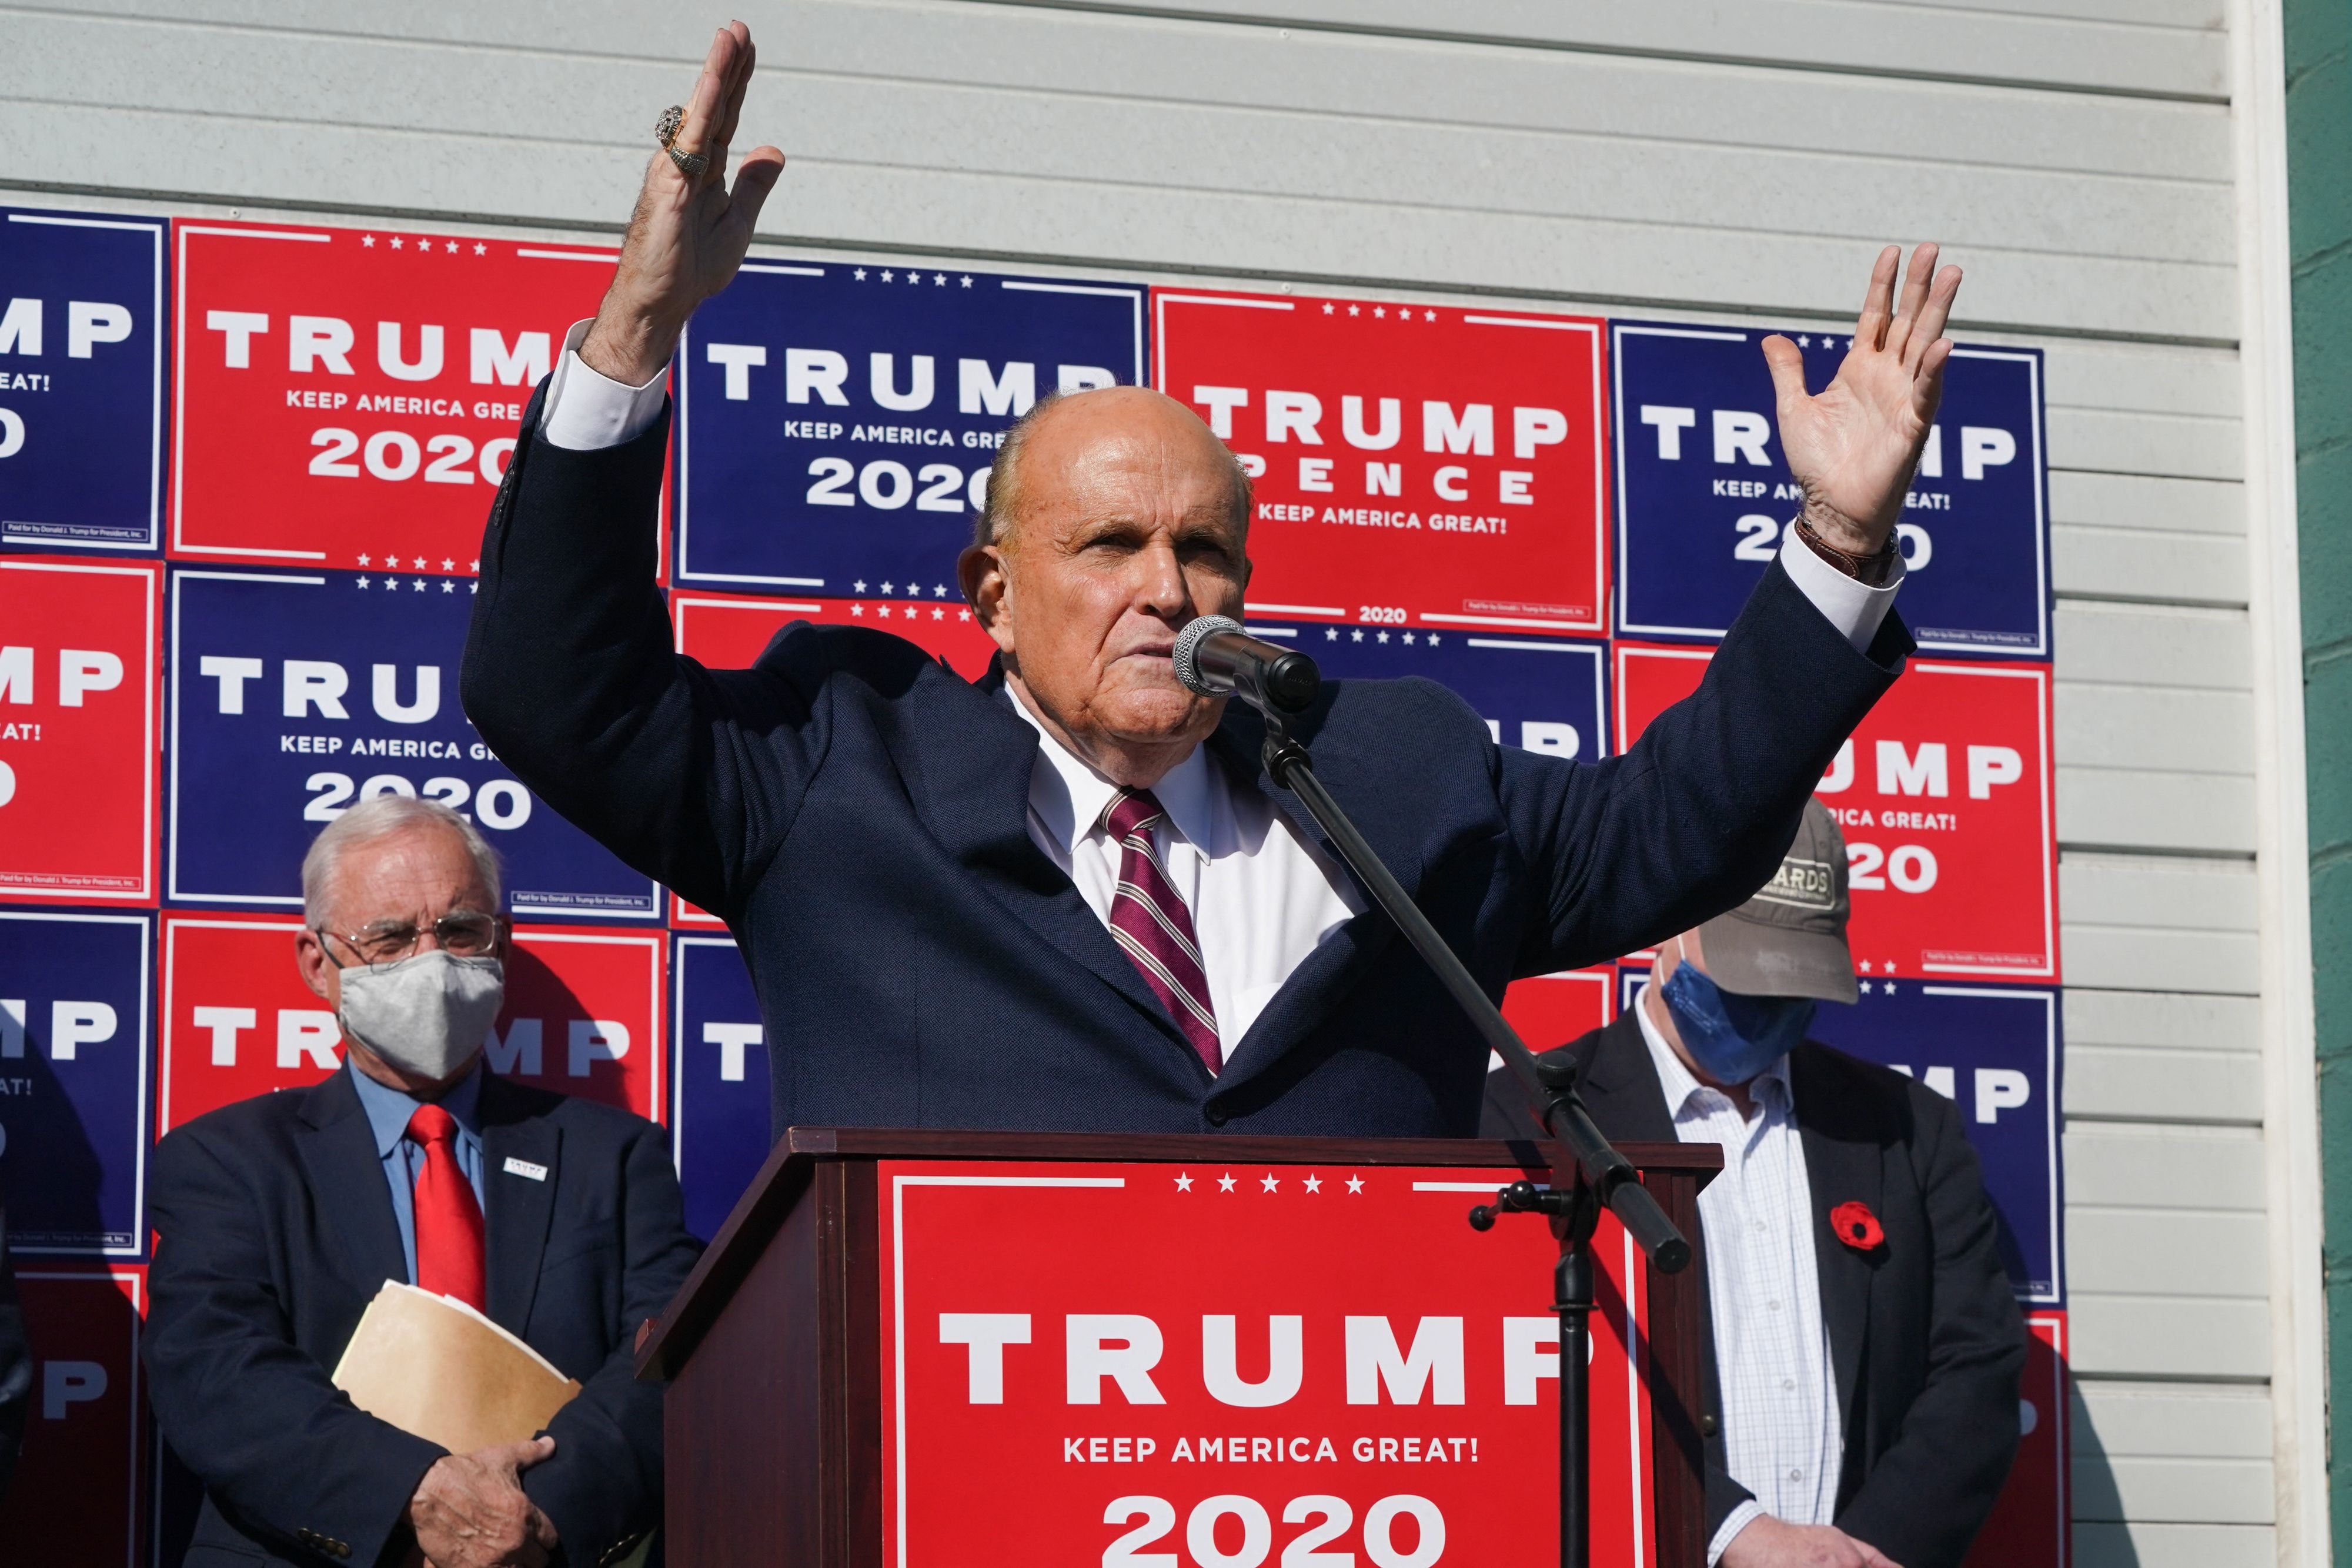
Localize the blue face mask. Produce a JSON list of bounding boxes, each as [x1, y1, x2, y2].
[[1658, 959, 1815, 1086]]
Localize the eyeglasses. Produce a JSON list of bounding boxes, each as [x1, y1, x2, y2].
[[318, 910, 505, 967]]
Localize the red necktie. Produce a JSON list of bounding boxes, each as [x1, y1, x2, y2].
[[1104, 790, 1222, 1074], [405, 1103, 486, 1310]]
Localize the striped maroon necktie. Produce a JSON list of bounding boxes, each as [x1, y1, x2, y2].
[[1103, 790, 1221, 1073]]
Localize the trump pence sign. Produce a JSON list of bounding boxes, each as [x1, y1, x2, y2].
[[881, 1159, 1651, 1566], [1155, 290, 1608, 636]]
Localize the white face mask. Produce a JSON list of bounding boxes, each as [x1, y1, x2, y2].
[[337, 950, 506, 1083]]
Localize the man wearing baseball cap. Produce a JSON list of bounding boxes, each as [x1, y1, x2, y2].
[[1485, 801, 2026, 1568]]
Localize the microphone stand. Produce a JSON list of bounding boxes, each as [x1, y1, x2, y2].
[[1254, 705, 1691, 1568]]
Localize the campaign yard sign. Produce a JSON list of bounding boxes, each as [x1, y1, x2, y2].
[[1964, 1313, 2069, 1568], [881, 1159, 1651, 1567], [168, 566, 660, 921], [1611, 320, 2047, 656], [1809, 982, 2063, 1305], [172, 220, 626, 571], [675, 259, 1144, 592], [0, 556, 160, 904], [1615, 645, 2058, 981], [0, 205, 168, 551], [0, 1269, 145, 1567], [1257, 618, 1608, 765], [1155, 290, 1608, 636], [0, 911, 151, 1255], [158, 914, 665, 1132], [670, 934, 769, 1238], [1498, 965, 1616, 1058]]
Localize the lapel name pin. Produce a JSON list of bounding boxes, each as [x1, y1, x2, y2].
[[503, 1157, 549, 1182]]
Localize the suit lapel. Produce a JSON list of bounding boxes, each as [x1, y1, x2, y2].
[[1572, 1011, 1679, 1144], [900, 665, 1200, 1065], [294, 1069, 409, 1296], [479, 1075, 560, 1336], [1792, 1045, 1880, 1426], [1208, 702, 1431, 1091]]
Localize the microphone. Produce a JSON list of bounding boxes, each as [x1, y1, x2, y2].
[[1172, 615, 1322, 716]]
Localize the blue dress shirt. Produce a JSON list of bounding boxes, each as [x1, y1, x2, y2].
[[345, 1059, 487, 1288]]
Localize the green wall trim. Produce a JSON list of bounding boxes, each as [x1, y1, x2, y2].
[[2287, 0, 2352, 1549]]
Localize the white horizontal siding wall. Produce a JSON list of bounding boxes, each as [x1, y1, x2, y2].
[[1, 2, 2288, 1562]]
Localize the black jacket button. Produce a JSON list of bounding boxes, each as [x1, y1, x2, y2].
[[1204, 1106, 1228, 1126]]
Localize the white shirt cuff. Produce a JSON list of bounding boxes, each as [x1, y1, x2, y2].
[[1778, 523, 1903, 653], [1708, 1501, 1768, 1567], [537, 318, 669, 452]]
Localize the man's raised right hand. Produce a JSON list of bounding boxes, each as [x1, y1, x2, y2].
[[579, 21, 786, 387]]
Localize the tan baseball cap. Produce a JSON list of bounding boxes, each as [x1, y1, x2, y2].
[[1697, 798, 1857, 1005]]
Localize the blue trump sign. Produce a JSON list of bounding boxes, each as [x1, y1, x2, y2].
[[167, 567, 660, 920], [1611, 320, 2047, 656], [1615, 969, 2059, 1303], [675, 259, 1144, 594], [0, 910, 151, 1255], [0, 205, 166, 551], [1806, 979, 2062, 1305], [1252, 620, 1608, 764], [670, 934, 770, 1241]]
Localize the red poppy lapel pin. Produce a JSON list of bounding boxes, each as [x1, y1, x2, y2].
[[1830, 1201, 1885, 1253]]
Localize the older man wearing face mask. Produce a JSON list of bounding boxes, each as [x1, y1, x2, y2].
[[465, 24, 1950, 1138], [144, 797, 697, 1568], [1484, 802, 2027, 1568]]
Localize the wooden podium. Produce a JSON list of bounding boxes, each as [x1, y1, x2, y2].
[[637, 1128, 1722, 1567]]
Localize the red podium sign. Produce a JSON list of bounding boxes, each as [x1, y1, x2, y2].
[[878, 1158, 1651, 1567], [1615, 646, 2058, 981], [172, 220, 639, 573], [1152, 290, 1608, 634]]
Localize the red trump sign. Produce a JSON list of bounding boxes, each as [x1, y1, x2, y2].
[[159, 914, 666, 1132], [0, 556, 158, 902], [1614, 646, 2057, 981], [1964, 1312, 2067, 1568], [880, 1158, 1651, 1567], [1152, 290, 1608, 635], [0, 1268, 145, 1566], [172, 220, 641, 572], [1500, 966, 1616, 1054]]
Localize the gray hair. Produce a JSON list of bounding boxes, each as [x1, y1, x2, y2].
[[301, 795, 503, 927], [971, 388, 1254, 550]]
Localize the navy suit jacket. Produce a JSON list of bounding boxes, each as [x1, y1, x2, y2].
[[1484, 1012, 2027, 1568], [463, 390, 1910, 1137], [144, 1069, 698, 1568]]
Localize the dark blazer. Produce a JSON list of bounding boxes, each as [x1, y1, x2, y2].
[[463, 389, 1909, 1139], [143, 1069, 699, 1568], [1484, 1011, 2027, 1568]]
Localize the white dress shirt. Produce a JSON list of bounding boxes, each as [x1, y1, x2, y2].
[[1635, 987, 1841, 1563], [1008, 695, 1364, 1057]]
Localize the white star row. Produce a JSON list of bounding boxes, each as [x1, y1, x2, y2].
[[1856, 959, 1899, 974], [1793, 335, 1857, 351], [1321, 303, 1439, 322], [358, 555, 477, 572], [1858, 980, 1900, 996], [1172, 1171, 1366, 1194], [851, 580, 954, 597], [360, 235, 489, 256], [355, 576, 472, 593], [852, 268, 973, 287], [1319, 628, 1439, 646], [850, 603, 968, 621]]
